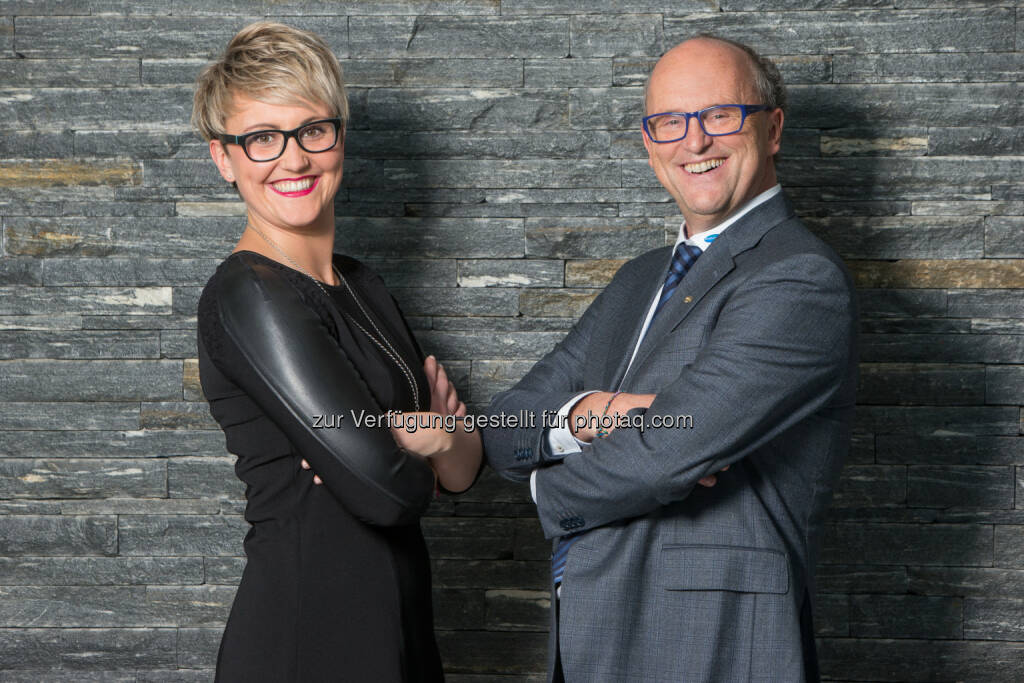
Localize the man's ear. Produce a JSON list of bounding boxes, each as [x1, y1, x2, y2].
[[642, 125, 655, 169], [209, 139, 235, 183], [767, 108, 785, 156]]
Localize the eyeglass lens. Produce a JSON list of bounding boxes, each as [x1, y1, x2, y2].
[[647, 106, 746, 142], [245, 121, 338, 161]]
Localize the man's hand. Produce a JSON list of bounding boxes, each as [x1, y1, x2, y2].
[[568, 391, 728, 488], [300, 458, 322, 485], [569, 391, 655, 442]]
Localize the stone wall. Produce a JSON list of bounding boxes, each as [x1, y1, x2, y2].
[[0, 1, 1021, 680]]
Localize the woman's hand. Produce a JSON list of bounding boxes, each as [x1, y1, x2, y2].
[[425, 354, 465, 417]]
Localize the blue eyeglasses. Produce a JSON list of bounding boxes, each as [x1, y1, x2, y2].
[[643, 105, 772, 143]]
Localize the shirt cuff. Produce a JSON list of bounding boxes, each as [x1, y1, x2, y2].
[[530, 469, 537, 503], [546, 390, 598, 457]]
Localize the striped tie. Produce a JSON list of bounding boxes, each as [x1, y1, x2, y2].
[[551, 243, 703, 588], [652, 242, 703, 320]]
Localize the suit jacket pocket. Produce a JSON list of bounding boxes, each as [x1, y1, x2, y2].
[[660, 544, 789, 594]]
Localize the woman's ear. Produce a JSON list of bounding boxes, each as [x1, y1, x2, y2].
[[209, 139, 235, 183]]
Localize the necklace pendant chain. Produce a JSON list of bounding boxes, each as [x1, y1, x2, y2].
[[246, 223, 421, 411]]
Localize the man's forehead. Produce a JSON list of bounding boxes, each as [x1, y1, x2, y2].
[[647, 40, 757, 106]]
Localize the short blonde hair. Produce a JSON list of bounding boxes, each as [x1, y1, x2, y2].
[[192, 21, 348, 141]]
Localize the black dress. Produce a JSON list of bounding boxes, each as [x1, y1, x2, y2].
[[197, 250, 444, 682]]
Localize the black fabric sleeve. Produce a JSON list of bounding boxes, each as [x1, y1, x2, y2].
[[210, 254, 435, 526]]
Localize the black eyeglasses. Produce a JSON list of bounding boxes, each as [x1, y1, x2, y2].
[[218, 118, 343, 162], [643, 105, 771, 143]]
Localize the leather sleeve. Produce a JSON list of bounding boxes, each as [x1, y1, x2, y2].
[[211, 254, 435, 526]]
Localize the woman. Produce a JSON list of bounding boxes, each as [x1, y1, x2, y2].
[[192, 22, 481, 681]]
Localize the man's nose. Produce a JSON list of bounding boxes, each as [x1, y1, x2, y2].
[[682, 120, 712, 152]]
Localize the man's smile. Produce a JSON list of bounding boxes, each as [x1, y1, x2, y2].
[[683, 158, 725, 174]]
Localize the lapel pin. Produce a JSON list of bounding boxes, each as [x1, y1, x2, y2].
[[683, 296, 692, 303]]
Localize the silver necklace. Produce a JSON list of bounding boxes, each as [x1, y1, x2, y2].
[[245, 223, 421, 410]]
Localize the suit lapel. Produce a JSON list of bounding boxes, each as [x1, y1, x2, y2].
[[620, 192, 796, 386], [605, 247, 671, 389]]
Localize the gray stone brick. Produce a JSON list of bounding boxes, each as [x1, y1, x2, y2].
[[60, 628, 177, 670], [819, 638, 1024, 682], [470, 360, 540, 403], [61, 202, 177, 218], [0, 330, 161, 360], [835, 52, 1024, 84], [266, 0, 499, 14], [985, 217, 1024, 258], [877, 435, 1024, 465], [0, 359, 180, 401], [570, 86, 641, 130], [0, 258, 42, 286], [611, 56, 656, 87], [167, 456, 243, 500], [365, 87, 569, 131], [350, 16, 569, 58], [821, 523, 992, 566], [912, 200, 1024, 217], [341, 58, 521, 87], [0, 284, 171, 315], [519, 288, 597, 318], [6, 217, 238, 258], [857, 363, 986, 406], [504, 0, 715, 11], [859, 334, 1024, 364], [832, 466, 906, 508], [667, 8, 1015, 55], [348, 158, 621, 189], [0, 557, 203, 586], [484, 589, 548, 632], [358, 258, 456, 289], [0, 628, 64, 670], [0, 57, 138, 87], [861, 318, 970, 334], [118, 515, 246, 557], [140, 57, 205, 86], [525, 58, 611, 87], [0, 428, 224, 459], [41, 258, 218, 287], [145, 585, 235, 626], [417, 331, 564, 362], [336, 217, 523, 258], [815, 565, 909, 595], [948, 290, 1024, 319], [14, 16, 258, 58], [61, 499, 221, 516], [570, 14, 662, 58], [174, 627, 221, 669], [857, 289, 947, 319], [172, 287, 203, 315], [995, 526, 1024, 569], [0, 130, 74, 159], [457, 260, 563, 288], [854, 406, 1021, 436], [929, 127, 1024, 157], [83, 314, 196, 331], [526, 217, 664, 258], [139, 402, 216, 430], [203, 557, 245, 585], [820, 128, 928, 157], [973, 320, 1024, 339], [721, 0, 889, 7], [0, 402, 138, 430], [407, 201, 619, 219], [422, 518, 517, 560], [987, 367, 1023, 406], [433, 587, 485, 630], [850, 595, 962, 639], [74, 130, 199, 159], [391, 286, 520, 317], [965, 599, 1024, 641], [160, 329, 196, 359], [0, 516, 116, 556], [804, 216, 984, 259], [0, 459, 166, 499], [138, 670, 215, 683], [436, 630, 548, 674], [910, 567, 1024, 598], [0, 86, 192, 129], [347, 130, 609, 160], [814, 593, 849, 637], [908, 466, 1015, 509]]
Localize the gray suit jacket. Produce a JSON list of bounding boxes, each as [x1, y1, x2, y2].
[[483, 193, 858, 682]]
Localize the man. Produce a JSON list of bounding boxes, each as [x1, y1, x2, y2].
[[483, 35, 857, 682]]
